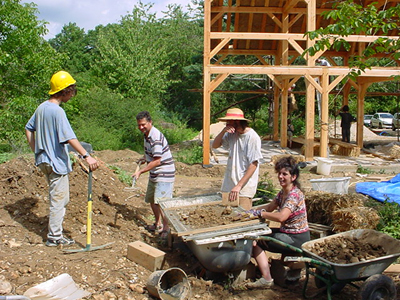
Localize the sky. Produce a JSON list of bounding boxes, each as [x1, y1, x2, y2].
[[21, 0, 192, 39]]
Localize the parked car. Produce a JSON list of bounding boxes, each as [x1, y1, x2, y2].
[[370, 112, 393, 129], [364, 115, 373, 127], [392, 113, 400, 130]]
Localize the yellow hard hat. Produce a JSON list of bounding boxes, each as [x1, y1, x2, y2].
[[48, 71, 76, 95]]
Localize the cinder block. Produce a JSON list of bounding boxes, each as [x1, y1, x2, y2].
[[127, 241, 166, 271]]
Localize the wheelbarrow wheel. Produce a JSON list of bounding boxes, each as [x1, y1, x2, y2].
[[314, 269, 346, 294], [356, 274, 396, 300]]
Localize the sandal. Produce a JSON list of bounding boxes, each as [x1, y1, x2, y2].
[[160, 229, 171, 240], [146, 223, 163, 233]]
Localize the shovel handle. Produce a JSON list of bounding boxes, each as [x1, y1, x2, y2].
[[131, 161, 143, 187]]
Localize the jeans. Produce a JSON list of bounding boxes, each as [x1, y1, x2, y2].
[[38, 163, 69, 240]]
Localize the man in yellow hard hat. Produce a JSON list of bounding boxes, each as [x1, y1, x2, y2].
[[212, 108, 263, 210], [25, 71, 99, 247]]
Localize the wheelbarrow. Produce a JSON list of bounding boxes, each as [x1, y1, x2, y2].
[[158, 194, 271, 273], [246, 229, 400, 300]]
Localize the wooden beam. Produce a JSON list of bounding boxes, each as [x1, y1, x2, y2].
[[288, 37, 305, 55], [211, 6, 335, 14], [210, 32, 399, 43], [305, 74, 323, 93], [210, 73, 229, 92], [210, 37, 231, 58], [208, 65, 400, 77], [203, 0, 212, 166], [267, 13, 282, 28]]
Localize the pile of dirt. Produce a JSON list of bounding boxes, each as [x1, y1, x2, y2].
[[0, 150, 398, 300], [309, 235, 386, 264]]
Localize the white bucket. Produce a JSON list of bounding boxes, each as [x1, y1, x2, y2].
[[316, 158, 333, 175]]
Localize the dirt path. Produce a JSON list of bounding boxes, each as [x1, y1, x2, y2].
[[0, 150, 398, 300]]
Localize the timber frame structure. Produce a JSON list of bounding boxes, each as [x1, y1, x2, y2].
[[202, 0, 400, 165]]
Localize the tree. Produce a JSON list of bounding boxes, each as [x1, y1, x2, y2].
[[304, 0, 400, 76], [0, 0, 63, 103], [92, 3, 170, 107], [49, 23, 94, 74], [158, 4, 204, 125]]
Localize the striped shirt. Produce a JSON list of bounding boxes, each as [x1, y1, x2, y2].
[[274, 186, 309, 234], [144, 126, 175, 183]]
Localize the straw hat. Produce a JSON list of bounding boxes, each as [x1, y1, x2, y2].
[[218, 108, 250, 121]]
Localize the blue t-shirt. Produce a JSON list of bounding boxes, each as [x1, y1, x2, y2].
[[25, 101, 76, 175]]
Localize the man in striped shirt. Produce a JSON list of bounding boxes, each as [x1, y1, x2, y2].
[[133, 111, 175, 239]]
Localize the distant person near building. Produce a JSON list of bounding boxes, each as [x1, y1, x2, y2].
[[336, 104, 356, 143], [212, 108, 263, 210], [287, 119, 295, 148]]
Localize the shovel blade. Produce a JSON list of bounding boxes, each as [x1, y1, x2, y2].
[[63, 242, 114, 253]]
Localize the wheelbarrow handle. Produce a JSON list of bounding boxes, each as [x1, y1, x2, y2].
[[284, 256, 333, 270], [243, 235, 303, 254]]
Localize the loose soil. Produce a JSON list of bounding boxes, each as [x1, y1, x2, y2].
[[0, 149, 399, 300], [309, 236, 386, 264]]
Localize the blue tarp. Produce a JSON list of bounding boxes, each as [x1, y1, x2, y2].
[[356, 174, 400, 204]]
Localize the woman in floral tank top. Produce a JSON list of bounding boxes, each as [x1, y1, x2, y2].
[[246, 156, 310, 289]]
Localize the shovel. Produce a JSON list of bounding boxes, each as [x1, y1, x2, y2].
[[64, 170, 113, 253], [124, 161, 143, 191]]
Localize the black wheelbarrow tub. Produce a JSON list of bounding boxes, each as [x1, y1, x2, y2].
[[301, 229, 400, 281]]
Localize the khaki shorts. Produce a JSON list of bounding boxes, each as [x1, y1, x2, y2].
[[145, 181, 174, 204]]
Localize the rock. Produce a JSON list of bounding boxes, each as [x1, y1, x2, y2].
[[0, 275, 12, 294]]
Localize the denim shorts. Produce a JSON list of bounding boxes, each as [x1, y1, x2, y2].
[[145, 181, 174, 204]]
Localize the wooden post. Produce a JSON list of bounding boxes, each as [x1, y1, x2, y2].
[[320, 69, 329, 157], [305, 0, 316, 161], [202, 0, 211, 166], [281, 79, 289, 148]]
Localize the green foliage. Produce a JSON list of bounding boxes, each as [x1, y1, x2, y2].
[[70, 86, 135, 150], [49, 23, 95, 74], [173, 143, 203, 165], [160, 117, 199, 146], [254, 172, 279, 205], [366, 198, 400, 239], [108, 165, 132, 186], [93, 4, 170, 105], [0, 95, 40, 151], [0, 0, 64, 103], [304, 0, 400, 76], [0, 153, 14, 164], [357, 165, 373, 174]]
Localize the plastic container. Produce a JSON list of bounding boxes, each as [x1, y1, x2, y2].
[[316, 158, 333, 175], [146, 268, 191, 300], [310, 177, 351, 194]]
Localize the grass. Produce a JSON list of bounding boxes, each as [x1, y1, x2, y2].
[[108, 165, 132, 186], [0, 153, 15, 164], [357, 165, 373, 174]]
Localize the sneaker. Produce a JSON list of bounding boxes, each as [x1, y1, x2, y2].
[[46, 237, 75, 247], [246, 277, 274, 289]]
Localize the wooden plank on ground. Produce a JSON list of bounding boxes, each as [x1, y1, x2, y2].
[[384, 264, 400, 274]]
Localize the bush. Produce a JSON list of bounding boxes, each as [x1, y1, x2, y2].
[[173, 143, 203, 165], [254, 171, 279, 205], [366, 197, 400, 239]]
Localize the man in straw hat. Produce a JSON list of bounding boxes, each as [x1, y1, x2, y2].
[[212, 108, 263, 210]]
